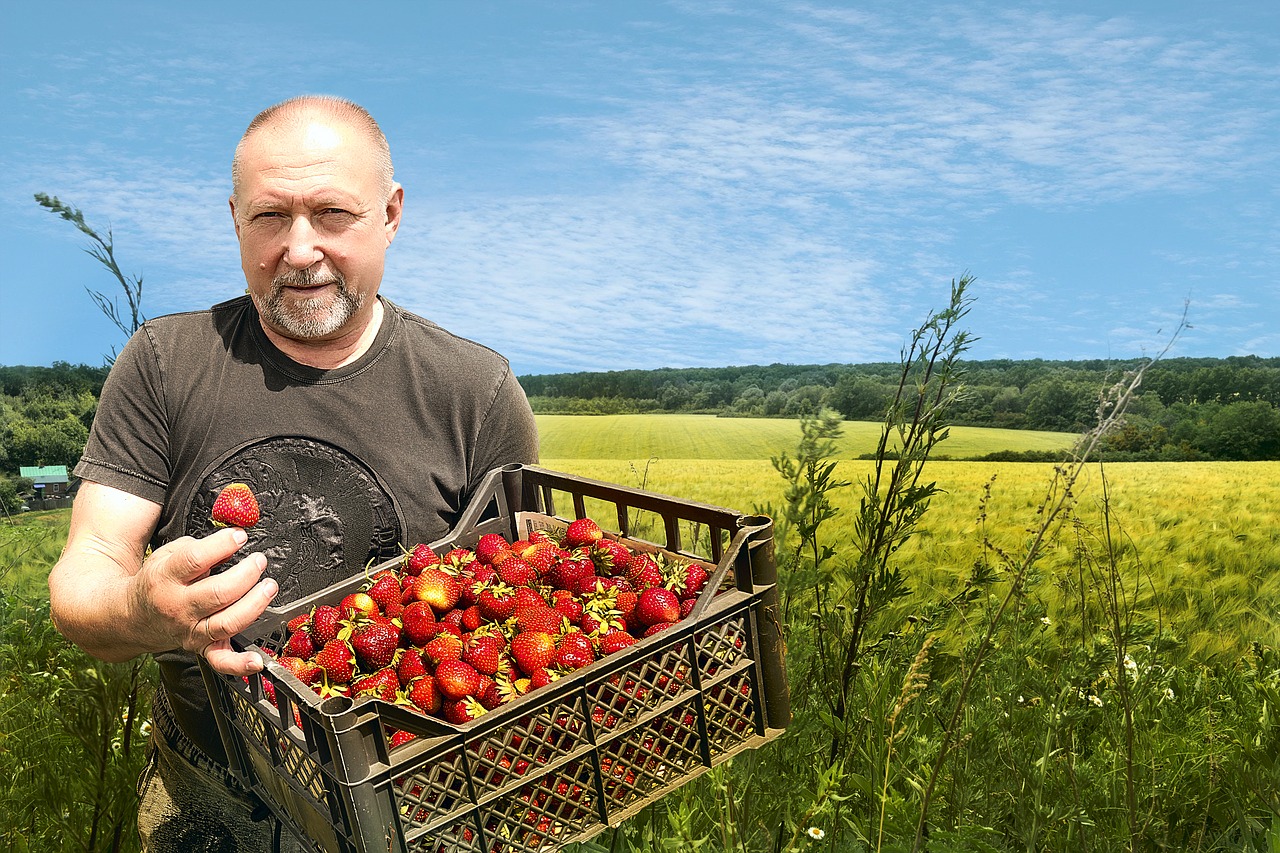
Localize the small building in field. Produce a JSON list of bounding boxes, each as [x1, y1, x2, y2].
[[20, 465, 71, 505]]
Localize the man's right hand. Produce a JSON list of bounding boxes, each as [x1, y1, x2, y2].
[[49, 482, 278, 676], [130, 527, 278, 675]]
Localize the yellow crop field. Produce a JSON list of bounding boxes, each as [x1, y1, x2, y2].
[[535, 413, 1075, 460], [540, 417, 1280, 660]]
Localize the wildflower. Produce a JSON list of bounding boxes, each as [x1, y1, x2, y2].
[[139, 720, 152, 737], [1163, 687, 1175, 701], [807, 827, 825, 840], [1040, 616, 1052, 627], [1123, 654, 1138, 680], [1089, 695, 1103, 707]]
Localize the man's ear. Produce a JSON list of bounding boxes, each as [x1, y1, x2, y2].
[[229, 195, 242, 239], [384, 184, 404, 246]]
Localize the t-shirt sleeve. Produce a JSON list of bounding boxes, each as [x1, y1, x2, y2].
[[73, 326, 171, 506], [466, 365, 539, 498]]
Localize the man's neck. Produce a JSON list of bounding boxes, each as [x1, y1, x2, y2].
[[260, 298, 385, 370]]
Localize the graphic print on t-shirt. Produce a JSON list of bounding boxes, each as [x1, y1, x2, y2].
[[184, 436, 402, 604]]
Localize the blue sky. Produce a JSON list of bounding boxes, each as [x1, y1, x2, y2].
[[4, 1, 1278, 376]]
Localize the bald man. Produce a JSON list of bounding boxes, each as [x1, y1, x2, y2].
[[50, 96, 538, 852]]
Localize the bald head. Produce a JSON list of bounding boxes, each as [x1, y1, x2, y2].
[[231, 96, 394, 203]]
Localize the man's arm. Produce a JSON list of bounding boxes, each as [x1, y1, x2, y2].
[[48, 481, 278, 676]]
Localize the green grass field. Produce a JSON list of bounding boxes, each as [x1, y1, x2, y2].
[[535, 413, 1075, 460]]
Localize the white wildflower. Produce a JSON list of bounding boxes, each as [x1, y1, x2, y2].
[[1040, 616, 1052, 627], [1123, 654, 1138, 680], [807, 827, 825, 840], [1163, 687, 1175, 701], [1089, 695, 1103, 707]]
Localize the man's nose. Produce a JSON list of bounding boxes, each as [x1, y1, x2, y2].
[[283, 215, 323, 269]]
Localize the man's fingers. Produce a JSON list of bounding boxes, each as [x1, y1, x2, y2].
[[161, 527, 250, 583], [204, 643, 267, 677]]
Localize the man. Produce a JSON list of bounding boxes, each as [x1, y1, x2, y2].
[[48, 96, 539, 851]]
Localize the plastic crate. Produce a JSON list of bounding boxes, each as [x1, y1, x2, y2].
[[200, 464, 790, 853]]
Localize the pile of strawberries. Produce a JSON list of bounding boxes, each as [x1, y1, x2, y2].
[[263, 518, 713, 739]]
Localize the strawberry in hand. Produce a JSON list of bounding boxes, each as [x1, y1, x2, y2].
[[211, 483, 260, 528]]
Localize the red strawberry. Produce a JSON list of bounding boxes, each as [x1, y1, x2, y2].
[[310, 605, 342, 646], [396, 649, 428, 686], [339, 591, 379, 622], [510, 631, 558, 676], [405, 674, 442, 714], [366, 573, 403, 614], [278, 655, 320, 685], [643, 621, 676, 637], [389, 729, 418, 748], [464, 634, 507, 676], [550, 589, 584, 623], [351, 621, 400, 671], [411, 568, 462, 613], [671, 563, 710, 601], [211, 483, 259, 528], [636, 587, 680, 626], [403, 543, 441, 576], [592, 539, 633, 576], [460, 605, 484, 633], [555, 631, 595, 670], [474, 533, 511, 565], [423, 632, 464, 667], [477, 584, 518, 622], [564, 518, 603, 549], [523, 543, 563, 578], [352, 667, 400, 702], [400, 600, 438, 646], [513, 605, 564, 636], [679, 598, 697, 619], [512, 586, 548, 611], [435, 660, 481, 700], [495, 555, 537, 588], [287, 613, 311, 633], [549, 557, 595, 593], [314, 639, 355, 684], [440, 548, 476, 573], [627, 554, 664, 591], [284, 629, 315, 660], [443, 696, 486, 724], [598, 630, 638, 656]]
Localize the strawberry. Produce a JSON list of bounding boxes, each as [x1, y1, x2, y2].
[[598, 630, 638, 656], [495, 555, 537, 587], [549, 557, 595, 592], [400, 600, 438, 646], [477, 584, 518, 622], [513, 605, 563, 636], [410, 568, 462, 613], [393, 648, 423, 683], [510, 631, 558, 676], [389, 729, 418, 748], [310, 605, 342, 646], [351, 620, 399, 671], [278, 655, 320, 685], [423, 632, 464, 667], [443, 696, 486, 724], [643, 621, 676, 637], [564, 518, 603, 549], [555, 631, 595, 671], [463, 634, 507, 676], [671, 562, 710, 601], [591, 539, 633, 576], [283, 629, 315, 660], [211, 483, 260, 528], [435, 660, 481, 700], [523, 542, 563, 578], [474, 533, 511, 565], [352, 667, 400, 702], [286, 613, 311, 633], [339, 591, 379, 622], [627, 554, 664, 591], [512, 586, 548, 611], [366, 573, 403, 614], [404, 674, 441, 714], [550, 589, 584, 623], [314, 639, 355, 684], [636, 587, 680, 626], [402, 543, 440, 576], [440, 548, 476, 574]]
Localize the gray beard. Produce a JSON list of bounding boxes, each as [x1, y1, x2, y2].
[[259, 268, 363, 340]]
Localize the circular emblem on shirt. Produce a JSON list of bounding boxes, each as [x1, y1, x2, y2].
[[185, 436, 402, 605]]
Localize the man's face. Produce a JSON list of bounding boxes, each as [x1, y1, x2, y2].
[[230, 116, 402, 344]]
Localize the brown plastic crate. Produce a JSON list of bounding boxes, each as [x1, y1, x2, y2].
[[200, 464, 789, 853]]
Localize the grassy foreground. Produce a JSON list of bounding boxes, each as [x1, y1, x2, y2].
[[2, 413, 1278, 851]]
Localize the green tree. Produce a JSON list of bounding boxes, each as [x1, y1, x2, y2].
[[1204, 400, 1280, 460]]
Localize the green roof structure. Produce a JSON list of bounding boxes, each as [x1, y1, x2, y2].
[[19, 465, 69, 485]]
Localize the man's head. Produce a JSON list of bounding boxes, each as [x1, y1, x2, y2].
[[230, 96, 403, 348]]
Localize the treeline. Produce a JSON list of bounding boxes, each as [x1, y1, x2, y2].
[[520, 355, 1280, 461]]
